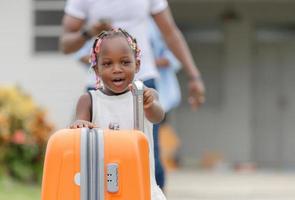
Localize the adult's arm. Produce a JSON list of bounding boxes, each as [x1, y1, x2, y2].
[[152, 8, 200, 79], [60, 14, 87, 54], [152, 8, 206, 109], [60, 14, 112, 54]]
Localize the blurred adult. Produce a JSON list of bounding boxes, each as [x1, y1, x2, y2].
[[61, 0, 205, 109]]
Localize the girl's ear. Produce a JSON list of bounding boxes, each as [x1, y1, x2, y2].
[[135, 59, 140, 73]]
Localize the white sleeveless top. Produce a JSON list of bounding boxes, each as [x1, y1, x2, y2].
[[89, 90, 166, 200]]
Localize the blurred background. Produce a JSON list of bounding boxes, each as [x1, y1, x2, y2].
[[1, 0, 295, 199]]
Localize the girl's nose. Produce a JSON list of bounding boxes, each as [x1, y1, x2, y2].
[[113, 63, 123, 73]]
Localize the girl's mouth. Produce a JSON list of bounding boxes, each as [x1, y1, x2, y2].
[[112, 78, 125, 87]]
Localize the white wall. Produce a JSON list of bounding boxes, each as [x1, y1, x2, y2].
[[0, 0, 86, 129]]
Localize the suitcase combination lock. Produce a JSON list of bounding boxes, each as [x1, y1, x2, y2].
[[107, 163, 119, 193]]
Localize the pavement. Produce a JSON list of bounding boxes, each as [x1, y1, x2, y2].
[[165, 169, 295, 200]]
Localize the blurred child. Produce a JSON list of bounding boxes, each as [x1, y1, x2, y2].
[[70, 29, 166, 200]]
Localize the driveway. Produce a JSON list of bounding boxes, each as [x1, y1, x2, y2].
[[166, 170, 295, 200]]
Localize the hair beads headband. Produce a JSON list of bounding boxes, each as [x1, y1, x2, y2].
[[89, 28, 141, 68]]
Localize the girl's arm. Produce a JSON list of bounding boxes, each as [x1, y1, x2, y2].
[[143, 88, 165, 124], [70, 93, 97, 128]]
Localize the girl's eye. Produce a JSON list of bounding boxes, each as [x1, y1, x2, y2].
[[102, 62, 111, 67], [122, 60, 131, 66]]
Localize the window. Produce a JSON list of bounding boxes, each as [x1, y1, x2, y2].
[[256, 24, 295, 42], [34, 0, 65, 52]]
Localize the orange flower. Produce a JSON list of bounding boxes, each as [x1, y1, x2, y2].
[[11, 130, 26, 144]]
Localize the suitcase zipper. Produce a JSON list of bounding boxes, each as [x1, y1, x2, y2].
[[96, 128, 105, 200], [80, 128, 104, 200], [80, 128, 88, 200], [89, 128, 97, 200]]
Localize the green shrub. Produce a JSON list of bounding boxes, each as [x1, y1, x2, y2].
[[0, 86, 54, 183]]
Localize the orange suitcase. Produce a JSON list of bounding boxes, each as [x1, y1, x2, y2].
[[41, 81, 151, 200]]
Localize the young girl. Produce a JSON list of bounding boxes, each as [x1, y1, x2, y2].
[[70, 29, 166, 200]]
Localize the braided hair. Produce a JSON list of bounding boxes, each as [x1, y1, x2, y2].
[[89, 28, 141, 68]]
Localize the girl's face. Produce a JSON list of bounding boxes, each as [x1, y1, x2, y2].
[[94, 36, 140, 95]]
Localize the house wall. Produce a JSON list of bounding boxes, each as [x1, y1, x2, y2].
[[0, 0, 86, 128]]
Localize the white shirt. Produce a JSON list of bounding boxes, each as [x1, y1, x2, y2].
[[89, 90, 166, 200], [65, 0, 168, 81]]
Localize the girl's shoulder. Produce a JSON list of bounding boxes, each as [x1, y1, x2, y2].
[[78, 92, 92, 106]]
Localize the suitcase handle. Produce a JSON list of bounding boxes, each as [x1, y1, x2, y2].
[[132, 80, 144, 132]]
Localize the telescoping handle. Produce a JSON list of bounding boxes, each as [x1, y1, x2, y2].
[[132, 80, 144, 132]]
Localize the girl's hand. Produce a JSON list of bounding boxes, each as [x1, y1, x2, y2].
[[128, 84, 155, 109], [70, 120, 97, 129], [128, 83, 164, 124], [143, 88, 155, 109]]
